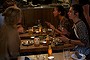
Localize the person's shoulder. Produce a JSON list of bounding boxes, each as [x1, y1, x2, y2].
[[0, 13, 2, 16], [77, 20, 85, 26]]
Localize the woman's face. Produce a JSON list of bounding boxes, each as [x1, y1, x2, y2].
[[53, 7, 60, 17], [68, 7, 75, 20]]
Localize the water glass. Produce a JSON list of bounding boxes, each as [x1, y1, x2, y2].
[[63, 48, 70, 60]]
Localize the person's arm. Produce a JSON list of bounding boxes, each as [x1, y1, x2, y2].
[[45, 21, 70, 36], [45, 21, 62, 34], [68, 39, 84, 46], [60, 35, 84, 46]]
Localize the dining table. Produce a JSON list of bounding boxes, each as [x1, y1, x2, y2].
[[20, 39, 75, 54], [19, 28, 82, 60], [19, 28, 75, 55], [18, 51, 74, 60]]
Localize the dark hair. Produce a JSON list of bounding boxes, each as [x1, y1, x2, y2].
[[79, 0, 89, 6], [56, 5, 66, 16], [72, 4, 84, 19], [2, 6, 21, 26], [72, 4, 90, 35]]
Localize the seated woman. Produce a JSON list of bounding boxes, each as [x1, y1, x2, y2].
[[60, 4, 90, 60], [45, 5, 73, 37], [0, 6, 22, 60]]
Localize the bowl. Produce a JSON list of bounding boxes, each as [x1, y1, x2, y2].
[[48, 56, 54, 60], [40, 40, 47, 46], [71, 53, 86, 60]]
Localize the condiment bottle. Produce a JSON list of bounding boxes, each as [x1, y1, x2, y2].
[[46, 35, 49, 45], [48, 44, 52, 56], [37, 19, 42, 33], [39, 24, 42, 33]]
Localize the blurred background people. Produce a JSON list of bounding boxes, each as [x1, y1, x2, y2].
[[0, 6, 22, 60], [60, 4, 90, 60], [45, 5, 73, 37]]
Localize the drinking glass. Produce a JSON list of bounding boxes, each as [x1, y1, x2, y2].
[[63, 48, 70, 60], [28, 27, 33, 36]]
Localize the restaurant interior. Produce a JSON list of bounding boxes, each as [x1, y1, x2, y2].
[[0, 0, 90, 60]]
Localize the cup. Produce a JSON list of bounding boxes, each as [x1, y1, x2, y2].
[[42, 28, 46, 33], [28, 27, 33, 36], [34, 37, 40, 47], [63, 48, 70, 60]]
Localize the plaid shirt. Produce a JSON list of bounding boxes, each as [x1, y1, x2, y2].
[[73, 20, 90, 55]]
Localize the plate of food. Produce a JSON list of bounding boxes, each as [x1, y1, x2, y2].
[[22, 41, 33, 46], [71, 52, 86, 60]]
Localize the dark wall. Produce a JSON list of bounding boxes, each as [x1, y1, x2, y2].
[[32, 0, 52, 5], [21, 7, 57, 29]]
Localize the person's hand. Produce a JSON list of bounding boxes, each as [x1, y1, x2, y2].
[[59, 35, 69, 43], [45, 21, 55, 30], [61, 28, 70, 36], [49, 24, 55, 30], [58, 27, 70, 36]]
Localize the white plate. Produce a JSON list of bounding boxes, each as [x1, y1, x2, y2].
[[71, 53, 86, 60]]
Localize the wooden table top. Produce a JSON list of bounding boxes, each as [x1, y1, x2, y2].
[[20, 40, 75, 53], [19, 32, 75, 54], [18, 52, 74, 60]]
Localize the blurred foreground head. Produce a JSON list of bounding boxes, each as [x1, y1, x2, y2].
[[2, 6, 22, 27]]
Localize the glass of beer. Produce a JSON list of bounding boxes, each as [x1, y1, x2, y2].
[[28, 27, 33, 36]]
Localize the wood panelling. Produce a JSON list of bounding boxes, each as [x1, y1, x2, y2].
[[21, 7, 57, 29]]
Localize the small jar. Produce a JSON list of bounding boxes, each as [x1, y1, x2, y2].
[[34, 37, 40, 47]]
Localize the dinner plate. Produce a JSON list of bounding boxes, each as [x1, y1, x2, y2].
[[71, 53, 86, 60], [22, 41, 33, 46], [22, 43, 31, 46]]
